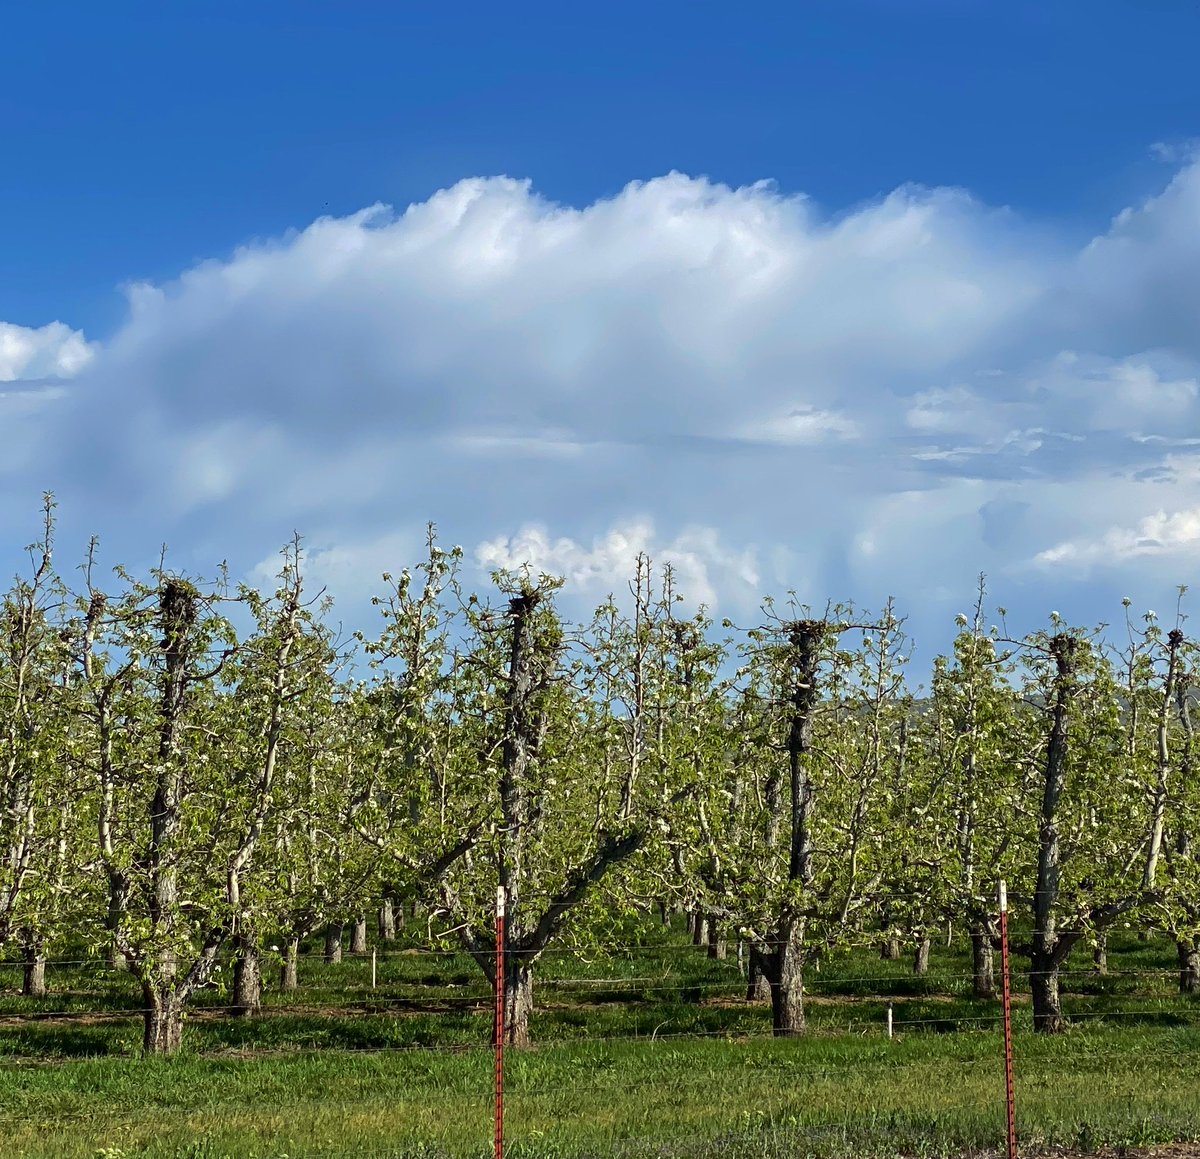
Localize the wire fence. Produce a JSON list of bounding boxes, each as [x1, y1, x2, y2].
[[0, 906, 1198, 1158]]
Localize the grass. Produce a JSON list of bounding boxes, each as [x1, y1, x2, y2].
[[0, 923, 1196, 1157]]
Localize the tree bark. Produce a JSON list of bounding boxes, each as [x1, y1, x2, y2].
[[913, 938, 931, 976], [1030, 634, 1078, 1034], [232, 932, 262, 1017], [502, 962, 535, 1048], [880, 936, 901, 960], [766, 923, 805, 1036], [1093, 932, 1108, 976], [706, 916, 726, 960], [22, 939, 46, 998], [1030, 950, 1066, 1032], [378, 898, 396, 942], [104, 874, 127, 970], [691, 912, 707, 946], [324, 923, 343, 964], [143, 983, 185, 1055], [280, 937, 299, 991], [658, 901, 671, 928], [1178, 939, 1200, 995], [970, 926, 995, 999], [141, 583, 195, 1057], [746, 944, 771, 1001], [350, 915, 368, 954], [760, 620, 823, 1038]]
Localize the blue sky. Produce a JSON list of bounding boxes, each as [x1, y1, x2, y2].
[[4, 1, 1200, 661], [7, 0, 1198, 332]]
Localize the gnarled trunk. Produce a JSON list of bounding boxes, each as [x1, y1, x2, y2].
[[143, 983, 185, 1055], [746, 944, 771, 1001], [913, 938, 930, 976], [104, 874, 127, 970], [351, 915, 368, 954], [1093, 932, 1108, 976], [324, 923, 343, 964], [378, 898, 396, 942], [280, 937, 300, 991], [1178, 939, 1200, 995], [503, 962, 534, 1049], [22, 939, 46, 998], [1030, 634, 1077, 1035], [706, 916, 726, 960], [691, 912, 707, 946], [232, 933, 262, 1017], [766, 922, 805, 1036], [1030, 950, 1066, 1033], [970, 926, 995, 999]]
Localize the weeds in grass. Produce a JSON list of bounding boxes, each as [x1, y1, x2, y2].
[[0, 926, 1194, 1157]]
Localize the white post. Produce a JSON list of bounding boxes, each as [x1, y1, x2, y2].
[[887, 1001, 894, 1040], [371, 948, 377, 990]]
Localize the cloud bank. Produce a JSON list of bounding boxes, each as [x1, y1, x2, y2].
[[6, 162, 1200, 649]]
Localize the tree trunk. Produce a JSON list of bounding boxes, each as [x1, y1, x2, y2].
[[880, 936, 901, 960], [1093, 932, 1108, 976], [378, 898, 397, 942], [766, 924, 805, 1036], [970, 926, 995, 999], [280, 937, 299, 991], [502, 963, 535, 1049], [1178, 939, 1200, 995], [350, 915, 368, 954], [913, 938, 931, 976], [658, 901, 671, 928], [143, 983, 185, 1056], [324, 923, 343, 964], [1029, 634, 1077, 1035], [746, 944, 771, 1001], [691, 912, 707, 946], [706, 916, 726, 960], [104, 874, 127, 970], [22, 940, 46, 999], [1030, 951, 1066, 1033], [232, 933, 262, 1017]]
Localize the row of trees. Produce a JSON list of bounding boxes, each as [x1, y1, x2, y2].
[[2, 500, 1199, 1052]]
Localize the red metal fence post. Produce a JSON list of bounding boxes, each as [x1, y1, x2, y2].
[[999, 880, 1017, 1159], [495, 885, 506, 1159]]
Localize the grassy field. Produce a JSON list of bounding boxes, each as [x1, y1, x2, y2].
[[0, 923, 1197, 1157]]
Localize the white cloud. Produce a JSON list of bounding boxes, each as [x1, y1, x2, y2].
[[1037, 506, 1200, 568], [737, 406, 860, 444], [0, 321, 93, 382], [476, 520, 759, 610], [11, 163, 1200, 649]]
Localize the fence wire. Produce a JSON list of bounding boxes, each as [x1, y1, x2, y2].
[[0, 933, 1197, 1158]]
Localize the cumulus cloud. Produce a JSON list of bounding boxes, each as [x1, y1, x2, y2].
[[9, 162, 1200, 647], [476, 519, 760, 609], [1036, 507, 1200, 568], [0, 320, 93, 382]]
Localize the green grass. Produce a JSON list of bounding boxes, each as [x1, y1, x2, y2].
[[0, 925, 1196, 1157]]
